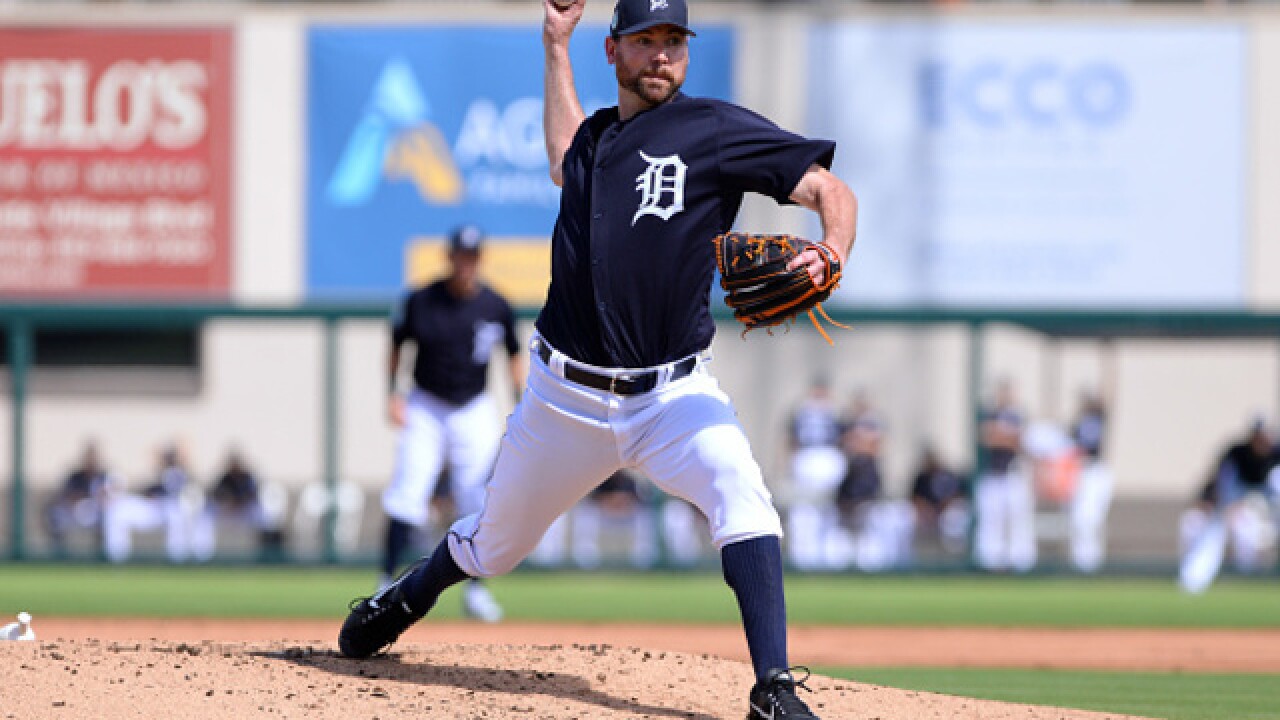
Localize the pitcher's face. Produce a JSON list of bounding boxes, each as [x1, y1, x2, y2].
[[608, 25, 689, 108]]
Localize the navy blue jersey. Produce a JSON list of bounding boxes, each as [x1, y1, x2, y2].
[[1072, 411, 1106, 461], [845, 410, 885, 443], [790, 401, 842, 449], [536, 93, 836, 368], [980, 407, 1024, 474], [590, 468, 642, 500], [61, 469, 107, 499], [392, 280, 520, 406], [212, 469, 260, 508], [911, 466, 964, 509], [1218, 442, 1278, 489], [838, 455, 882, 508]]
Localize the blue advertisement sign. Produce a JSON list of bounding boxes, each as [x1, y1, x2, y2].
[[307, 25, 732, 298]]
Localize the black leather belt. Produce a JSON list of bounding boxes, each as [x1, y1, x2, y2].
[[534, 338, 698, 396]]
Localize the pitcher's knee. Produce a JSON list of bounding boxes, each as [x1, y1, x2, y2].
[[476, 548, 526, 577], [448, 532, 536, 578]]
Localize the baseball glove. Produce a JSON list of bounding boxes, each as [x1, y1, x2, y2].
[[712, 232, 849, 344]]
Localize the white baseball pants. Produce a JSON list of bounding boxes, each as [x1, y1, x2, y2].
[[445, 339, 783, 578], [974, 468, 1037, 572], [786, 445, 847, 570], [1068, 460, 1114, 573], [103, 494, 193, 563], [382, 389, 501, 527]]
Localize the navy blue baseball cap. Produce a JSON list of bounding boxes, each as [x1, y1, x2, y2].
[[449, 224, 484, 253], [611, 0, 696, 38]]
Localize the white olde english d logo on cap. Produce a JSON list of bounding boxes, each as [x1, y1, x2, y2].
[[651, 0, 669, 11]]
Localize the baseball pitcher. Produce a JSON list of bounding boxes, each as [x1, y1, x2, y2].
[[340, 2, 857, 717]]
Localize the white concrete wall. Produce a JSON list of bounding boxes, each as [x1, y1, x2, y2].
[[235, 14, 306, 304], [16, 321, 324, 488], [1254, 15, 1280, 308]]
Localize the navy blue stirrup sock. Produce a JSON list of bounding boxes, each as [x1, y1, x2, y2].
[[383, 519, 414, 579], [721, 535, 789, 682], [402, 538, 470, 614]]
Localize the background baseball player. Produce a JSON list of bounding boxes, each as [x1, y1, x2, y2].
[[1179, 416, 1280, 593], [973, 379, 1036, 572], [44, 441, 116, 558], [909, 445, 970, 558], [340, 1, 857, 718], [571, 469, 662, 569], [784, 376, 848, 571], [102, 442, 201, 564], [379, 224, 523, 622], [531, 471, 706, 569], [1067, 390, 1113, 573], [838, 391, 916, 571]]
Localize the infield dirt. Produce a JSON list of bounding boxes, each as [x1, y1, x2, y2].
[[7, 619, 1275, 719], [3, 637, 1153, 720]]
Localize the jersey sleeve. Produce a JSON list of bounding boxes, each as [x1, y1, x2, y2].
[[500, 297, 521, 357], [714, 102, 836, 205], [390, 292, 412, 347]]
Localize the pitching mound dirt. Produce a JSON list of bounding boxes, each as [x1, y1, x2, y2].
[[2, 639, 1149, 720]]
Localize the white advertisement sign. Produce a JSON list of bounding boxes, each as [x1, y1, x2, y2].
[[810, 23, 1246, 308]]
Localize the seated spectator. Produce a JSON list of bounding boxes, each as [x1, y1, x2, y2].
[[210, 450, 263, 516], [909, 446, 970, 555], [191, 448, 285, 561], [103, 442, 201, 563], [44, 441, 118, 557]]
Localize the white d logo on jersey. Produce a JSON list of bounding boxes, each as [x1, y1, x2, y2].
[[632, 150, 686, 226], [472, 321, 503, 364]]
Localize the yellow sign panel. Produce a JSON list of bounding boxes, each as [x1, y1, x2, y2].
[[406, 237, 552, 306]]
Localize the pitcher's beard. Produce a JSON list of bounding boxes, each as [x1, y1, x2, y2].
[[624, 74, 683, 108]]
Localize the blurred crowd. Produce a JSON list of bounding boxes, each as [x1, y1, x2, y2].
[[41, 396, 1279, 581], [774, 377, 1279, 582], [776, 377, 982, 573], [43, 441, 285, 562]]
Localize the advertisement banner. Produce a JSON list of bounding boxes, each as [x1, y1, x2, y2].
[[0, 28, 233, 298], [809, 23, 1246, 309], [307, 25, 733, 300]]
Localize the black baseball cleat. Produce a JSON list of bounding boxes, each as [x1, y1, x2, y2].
[[747, 667, 821, 720], [338, 563, 426, 659]]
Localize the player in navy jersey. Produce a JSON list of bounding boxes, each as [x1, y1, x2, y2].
[[973, 379, 1035, 573], [1067, 390, 1113, 573], [784, 377, 847, 571], [379, 224, 523, 622], [342, 2, 857, 716], [1180, 416, 1279, 593]]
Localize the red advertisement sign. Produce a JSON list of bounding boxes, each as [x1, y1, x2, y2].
[[0, 28, 232, 298]]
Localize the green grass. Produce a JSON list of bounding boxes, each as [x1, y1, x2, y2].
[[0, 564, 1277, 627], [818, 667, 1280, 720]]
